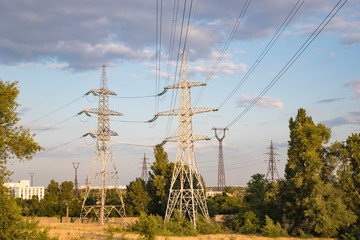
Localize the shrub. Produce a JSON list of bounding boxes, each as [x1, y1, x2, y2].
[[261, 215, 288, 238], [239, 211, 260, 234], [196, 214, 227, 235]]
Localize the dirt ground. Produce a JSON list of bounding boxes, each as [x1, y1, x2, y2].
[[40, 222, 333, 240]]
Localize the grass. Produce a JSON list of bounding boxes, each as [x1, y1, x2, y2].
[[40, 222, 335, 240]]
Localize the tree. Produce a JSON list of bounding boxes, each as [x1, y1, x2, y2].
[[125, 178, 151, 216], [146, 146, 173, 216], [280, 108, 331, 231], [304, 182, 356, 237], [0, 80, 52, 239], [243, 174, 279, 223], [279, 108, 356, 236]]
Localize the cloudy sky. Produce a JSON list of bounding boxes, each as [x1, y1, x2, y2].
[[2, 0, 360, 187]]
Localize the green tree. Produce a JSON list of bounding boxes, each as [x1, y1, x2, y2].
[[280, 108, 331, 232], [243, 174, 279, 223], [125, 178, 151, 215], [146, 146, 173, 216], [0, 80, 52, 239], [304, 182, 356, 237]]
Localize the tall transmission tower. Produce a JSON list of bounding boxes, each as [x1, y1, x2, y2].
[[80, 65, 125, 225], [72, 162, 80, 192], [140, 153, 149, 182], [212, 128, 228, 191], [265, 140, 280, 182], [29, 172, 35, 186], [156, 51, 217, 228]]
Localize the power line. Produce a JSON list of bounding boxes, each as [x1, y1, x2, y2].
[[27, 95, 85, 125], [216, 0, 304, 109], [194, 0, 252, 107], [226, 0, 347, 129]]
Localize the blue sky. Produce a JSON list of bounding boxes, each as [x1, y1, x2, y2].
[[1, 0, 359, 187]]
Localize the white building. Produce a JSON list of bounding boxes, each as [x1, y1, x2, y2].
[[5, 180, 45, 200]]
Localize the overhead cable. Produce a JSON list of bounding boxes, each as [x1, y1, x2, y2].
[[226, 0, 348, 129], [217, 0, 304, 109]]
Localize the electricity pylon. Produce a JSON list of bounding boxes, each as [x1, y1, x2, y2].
[[140, 153, 149, 182], [80, 65, 125, 225], [156, 51, 217, 228], [212, 128, 228, 191], [29, 172, 35, 186], [265, 140, 280, 182], [72, 162, 80, 192]]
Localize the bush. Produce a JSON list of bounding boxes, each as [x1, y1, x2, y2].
[[261, 215, 288, 238], [237, 211, 260, 234], [196, 214, 227, 235]]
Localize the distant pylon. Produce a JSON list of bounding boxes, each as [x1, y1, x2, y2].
[[80, 65, 125, 225], [212, 128, 228, 191], [156, 51, 217, 228], [265, 140, 280, 182], [72, 162, 80, 191], [140, 153, 149, 182], [29, 172, 35, 186]]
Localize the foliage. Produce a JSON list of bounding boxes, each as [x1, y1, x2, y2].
[[261, 215, 288, 238], [125, 178, 151, 216], [196, 214, 226, 235], [243, 174, 279, 223], [206, 192, 243, 215], [128, 211, 225, 239], [0, 80, 53, 239], [234, 210, 260, 234], [146, 146, 173, 216], [279, 108, 332, 232], [304, 182, 356, 237]]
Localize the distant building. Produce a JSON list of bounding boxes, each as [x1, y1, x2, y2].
[[5, 180, 45, 200]]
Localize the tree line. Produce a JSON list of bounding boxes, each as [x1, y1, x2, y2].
[[1, 80, 359, 239]]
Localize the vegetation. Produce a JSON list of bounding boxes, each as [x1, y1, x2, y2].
[[3, 83, 360, 240], [0, 80, 54, 239]]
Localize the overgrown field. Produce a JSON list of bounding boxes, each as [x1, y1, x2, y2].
[[40, 222, 334, 240]]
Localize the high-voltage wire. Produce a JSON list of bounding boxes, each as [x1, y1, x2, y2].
[[27, 95, 85, 124], [194, 0, 252, 107], [226, 0, 347, 129], [216, 0, 305, 109]]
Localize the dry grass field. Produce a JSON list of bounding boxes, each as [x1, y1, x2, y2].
[[40, 222, 334, 240]]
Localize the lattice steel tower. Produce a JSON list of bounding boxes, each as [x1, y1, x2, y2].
[[29, 172, 35, 186], [156, 51, 217, 228], [140, 153, 149, 182], [72, 162, 80, 192], [212, 128, 228, 191], [265, 140, 280, 182], [80, 65, 125, 225]]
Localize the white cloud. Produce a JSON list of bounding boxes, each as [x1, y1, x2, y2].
[[345, 79, 360, 98], [237, 95, 284, 110], [341, 33, 360, 46]]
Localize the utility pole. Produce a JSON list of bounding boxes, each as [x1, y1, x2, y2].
[[265, 140, 280, 182], [156, 51, 217, 228], [140, 153, 149, 182], [29, 172, 35, 186], [80, 65, 125, 225], [212, 128, 228, 191], [72, 162, 80, 192]]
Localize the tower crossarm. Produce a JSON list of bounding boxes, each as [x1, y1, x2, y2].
[[164, 134, 210, 143], [82, 108, 123, 116], [165, 81, 206, 89], [156, 107, 217, 116], [88, 130, 119, 137], [90, 88, 117, 96]]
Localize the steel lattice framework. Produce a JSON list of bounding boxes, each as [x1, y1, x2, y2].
[[212, 128, 228, 191], [141, 153, 149, 182], [80, 65, 125, 225], [265, 140, 280, 182], [156, 51, 217, 228]]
